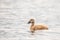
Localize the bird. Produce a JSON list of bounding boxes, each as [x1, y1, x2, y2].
[[27, 19, 48, 33]]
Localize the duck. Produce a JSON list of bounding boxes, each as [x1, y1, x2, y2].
[[27, 19, 48, 33]]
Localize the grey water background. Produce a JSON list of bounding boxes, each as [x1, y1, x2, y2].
[[0, 0, 60, 40]]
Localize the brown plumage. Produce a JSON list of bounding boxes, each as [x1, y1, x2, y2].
[[28, 19, 48, 33]]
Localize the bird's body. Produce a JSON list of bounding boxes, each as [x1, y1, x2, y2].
[[30, 24, 48, 33]]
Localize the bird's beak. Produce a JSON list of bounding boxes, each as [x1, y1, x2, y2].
[[27, 21, 30, 24]]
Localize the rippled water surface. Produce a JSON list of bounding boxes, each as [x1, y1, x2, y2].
[[0, 0, 60, 40]]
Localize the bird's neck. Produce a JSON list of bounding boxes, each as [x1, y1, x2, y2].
[[31, 23, 34, 26]]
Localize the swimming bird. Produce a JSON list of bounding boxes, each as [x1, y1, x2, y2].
[[27, 19, 48, 33]]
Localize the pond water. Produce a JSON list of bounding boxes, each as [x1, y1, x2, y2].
[[0, 0, 60, 40]]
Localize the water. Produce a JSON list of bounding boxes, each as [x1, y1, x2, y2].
[[0, 0, 60, 40]]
